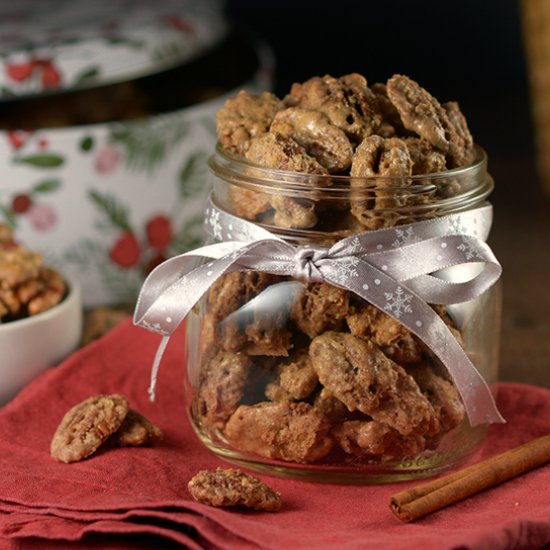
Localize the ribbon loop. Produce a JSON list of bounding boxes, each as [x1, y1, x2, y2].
[[134, 194, 504, 426]]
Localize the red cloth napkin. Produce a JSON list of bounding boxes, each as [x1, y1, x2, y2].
[[0, 320, 549, 550]]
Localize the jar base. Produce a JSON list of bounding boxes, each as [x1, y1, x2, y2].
[[191, 419, 488, 484]]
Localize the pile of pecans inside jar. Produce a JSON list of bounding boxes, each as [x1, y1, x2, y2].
[[192, 73, 475, 466], [0, 224, 66, 323]]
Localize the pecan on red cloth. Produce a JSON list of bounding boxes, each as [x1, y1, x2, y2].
[[0, 320, 549, 549]]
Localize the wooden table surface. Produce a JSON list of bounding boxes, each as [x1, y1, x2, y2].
[[489, 153, 550, 388]]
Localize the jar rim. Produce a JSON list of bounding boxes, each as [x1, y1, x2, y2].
[[209, 142, 489, 193]]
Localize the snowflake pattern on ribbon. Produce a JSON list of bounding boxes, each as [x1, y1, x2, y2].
[[457, 237, 484, 260], [446, 215, 467, 235], [383, 286, 413, 318], [207, 208, 222, 241], [331, 256, 360, 285], [392, 226, 420, 248]]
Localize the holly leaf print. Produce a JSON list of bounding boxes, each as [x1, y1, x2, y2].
[[31, 179, 61, 194], [0, 203, 16, 227], [178, 151, 208, 199], [14, 153, 64, 168], [88, 189, 132, 232]]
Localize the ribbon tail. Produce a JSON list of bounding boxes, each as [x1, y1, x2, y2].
[[148, 335, 170, 402]]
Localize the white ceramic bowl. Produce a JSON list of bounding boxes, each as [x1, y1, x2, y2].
[[0, 281, 82, 404]]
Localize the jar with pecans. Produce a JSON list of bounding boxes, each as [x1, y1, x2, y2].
[[136, 73, 503, 482]]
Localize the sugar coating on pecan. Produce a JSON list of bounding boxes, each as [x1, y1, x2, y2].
[[0, 246, 43, 288], [285, 73, 382, 143], [350, 135, 413, 229], [265, 350, 318, 401], [224, 401, 333, 462], [333, 420, 426, 460], [228, 185, 272, 221], [408, 363, 465, 434], [291, 282, 350, 338], [403, 137, 447, 175], [270, 107, 353, 173], [443, 101, 475, 166], [50, 394, 129, 463], [309, 332, 436, 436], [188, 468, 282, 511], [196, 351, 251, 429], [216, 90, 284, 155], [386, 74, 468, 168], [347, 302, 422, 364]]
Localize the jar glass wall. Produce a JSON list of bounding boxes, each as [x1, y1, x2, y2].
[[184, 145, 501, 483]]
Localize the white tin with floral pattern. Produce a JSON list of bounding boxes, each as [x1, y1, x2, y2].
[[0, 0, 272, 306]]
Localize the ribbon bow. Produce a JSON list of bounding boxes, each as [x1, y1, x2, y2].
[[134, 195, 504, 426]]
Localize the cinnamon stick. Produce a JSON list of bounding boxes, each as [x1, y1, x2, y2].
[[389, 434, 550, 522]]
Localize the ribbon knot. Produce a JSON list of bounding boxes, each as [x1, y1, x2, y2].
[[293, 245, 328, 282]]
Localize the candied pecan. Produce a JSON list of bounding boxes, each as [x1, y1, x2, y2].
[[351, 135, 412, 178], [309, 332, 436, 436], [407, 363, 465, 434], [285, 73, 382, 143], [50, 394, 129, 463], [25, 267, 66, 316], [246, 131, 328, 175], [188, 468, 282, 511], [443, 101, 475, 166], [386, 75, 466, 167], [215, 280, 296, 356], [228, 185, 272, 221], [196, 351, 251, 430], [371, 82, 409, 136], [110, 408, 163, 447], [270, 107, 353, 173], [216, 90, 284, 155], [313, 388, 348, 425], [265, 350, 318, 401], [290, 282, 350, 338], [206, 271, 280, 322], [333, 420, 426, 460], [0, 286, 21, 316], [270, 195, 318, 229], [0, 245, 42, 288], [224, 401, 333, 462], [245, 132, 325, 228], [350, 135, 413, 229], [403, 137, 447, 175], [347, 302, 422, 364]]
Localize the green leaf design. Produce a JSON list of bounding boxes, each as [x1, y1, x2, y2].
[[74, 66, 100, 85], [109, 115, 188, 174], [88, 189, 132, 232], [0, 86, 16, 99], [178, 151, 208, 199], [0, 203, 16, 228], [169, 213, 204, 254], [31, 179, 61, 194], [79, 136, 95, 152], [14, 153, 64, 168]]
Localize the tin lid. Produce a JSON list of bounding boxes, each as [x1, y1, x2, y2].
[[0, 0, 227, 99]]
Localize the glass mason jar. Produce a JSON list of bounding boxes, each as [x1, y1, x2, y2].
[[184, 144, 502, 483]]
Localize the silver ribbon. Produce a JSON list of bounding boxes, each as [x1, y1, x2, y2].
[[134, 194, 504, 426]]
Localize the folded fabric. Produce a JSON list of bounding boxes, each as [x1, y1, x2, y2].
[[0, 319, 549, 550]]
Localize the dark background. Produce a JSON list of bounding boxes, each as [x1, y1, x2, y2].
[[225, 0, 550, 387], [225, 0, 533, 159]]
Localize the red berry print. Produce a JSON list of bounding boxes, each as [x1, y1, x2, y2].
[[109, 232, 141, 268], [5, 61, 36, 82], [146, 215, 173, 251], [11, 193, 32, 214], [39, 61, 61, 88], [6, 130, 32, 150]]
